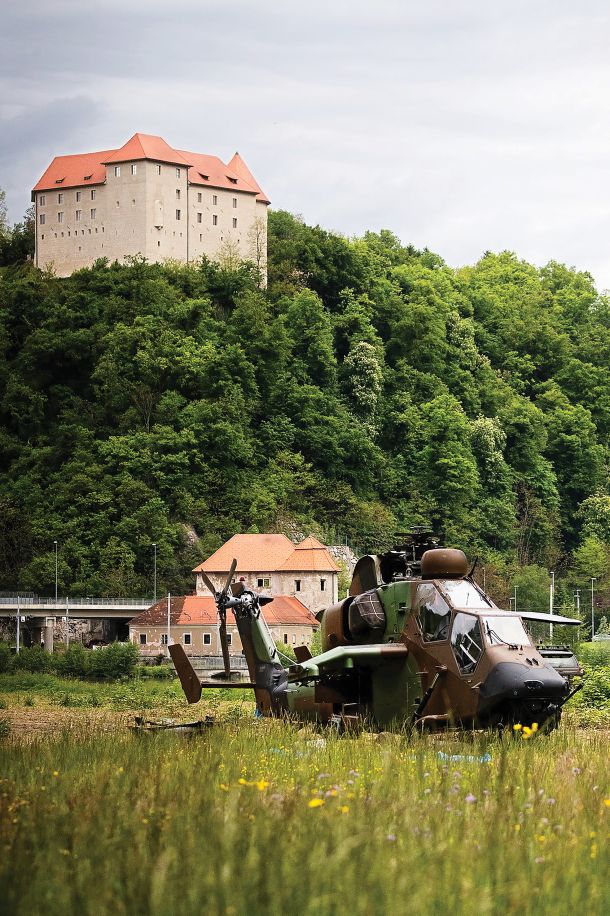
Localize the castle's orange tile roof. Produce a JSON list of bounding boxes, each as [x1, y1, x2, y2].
[[276, 541, 341, 572], [103, 133, 192, 167], [129, 594, 317, 628], [32, 133, 269, 202], [32, 149, 115, 193], [193, 533, 295, 573], [227, 151, 270, 204]]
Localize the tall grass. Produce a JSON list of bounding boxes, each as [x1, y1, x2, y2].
[[0, 720, 608, 915]]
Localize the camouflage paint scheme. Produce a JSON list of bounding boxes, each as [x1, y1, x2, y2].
[[171, 548, 581, 731]]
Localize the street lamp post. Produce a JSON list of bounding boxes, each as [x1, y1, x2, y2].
[[591, 578, 597, 640], [153, 543, 157, 603], [54, 540, 58, 606], [513, 585, 518, 614], [166, 592, 171, 658], [549, 571, 555, 641]]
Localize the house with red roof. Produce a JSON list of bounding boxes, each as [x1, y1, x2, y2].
[[128, 593, 318, 658], [32, 132, 269, 277], [193, 533, 341, 614]]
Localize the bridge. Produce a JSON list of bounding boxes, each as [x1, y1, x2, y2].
[[0, 596, 152, 619]]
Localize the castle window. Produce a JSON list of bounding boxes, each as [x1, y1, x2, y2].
[[131, 164, 137, 175], [75, 210, 82, 222], [39, 214, 45, 225], [57, 212, 64, 223], [114, 166, 121, 177], [41, 234, 45, 240], [139, 633, 147, 645], [199, 233, 202, 241], [161, 634, 168, 645], [292, 634, 296, 644], [183, 633, 192, 646], [213, 194, 218, 205], [158, 240, 161, 247], [57, 193, 64, 204], [91, 189, 96, 200], [197, 212, 202, 223], [76, 191, 81, 202], [197, 192, 202, 203], [176, 167, 181, 179], [320, 579, 326, 591], [232, 218, 237, 228], [257, 578, 270, 588], [176, 209, 181, 220], [295, 580, 301, 592], [212, 215, 218, 226], [203, 633, 211, 645], [39, 195, 46, 206], [176, 189, 181, 199], [157, 164, 162, 175], [226, 633, 232, 646], [233, 197, 237, 208], [90, 208, 97, 219], [283, 633, 288, 644]]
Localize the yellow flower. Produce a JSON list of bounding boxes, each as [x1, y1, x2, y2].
[[238, 778, 249, 786], [308, 798, 325, 808], [523, 726, 532, 737], [340, 805, 349, 814], [256, 780, 269, 791], [603, 799, 610, 807], [531, 722, 538, 732], [514, 824, 521, 832], [219, 784, 229, 792], [513, 724, 522, 731], [52, 771, 59, 777]]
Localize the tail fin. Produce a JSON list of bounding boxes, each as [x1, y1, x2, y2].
[[169, 644, 202, 704]]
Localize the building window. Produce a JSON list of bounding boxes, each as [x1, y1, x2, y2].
[[57, 212, 64, 223], [295, 580, 301, 592], [226, 633, 232, 646], [197, 212, 202, 223], [139, 633, 147, 645], [233, 197, 237, 208], [41, 234, 45, 240], [213, 194, 218, 205], [283, 634, 288, 644], [176, 189, 181, 199], [197, 192, 202, 203], [184, 633, 192, 646], [161, 634, 168, 645], [176, 209, 181, 220], [90, 208, 97, 219], [39, 214, 45, 225], [320, 579, 326, 591], [75, 210, 82, 222], [176, 167, 181, 179], [91, 189, 96, 200], [114, 166, 121, 177], [57, 193, 64, 204], [203, 633, 211, 645], [232, 218, 237, 228], [212, 214, 218, 226], [39, 194, 46, 206], [156, 164, 162, 175], [292, 634, 296, 644], [131, 164, 137, 175], [257, 578, 270, 588]]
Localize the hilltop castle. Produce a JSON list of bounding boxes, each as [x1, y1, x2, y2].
[[32, 133, 269, 277]]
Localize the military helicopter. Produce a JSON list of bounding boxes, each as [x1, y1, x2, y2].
[[170, 529, 582, 731]]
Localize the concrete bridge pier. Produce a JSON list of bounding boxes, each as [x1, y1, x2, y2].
[[30, 622, 43, 648], [43, 617, 55, 652]]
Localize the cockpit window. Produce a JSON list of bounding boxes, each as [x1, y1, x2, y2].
[[416, 584, 451, 641], [483, 616, 531, 648], [451, 613, 483, 674], [441, 580, 491, 609]]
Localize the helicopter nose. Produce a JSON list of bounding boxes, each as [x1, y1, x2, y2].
[[480, 661, 568, 707]]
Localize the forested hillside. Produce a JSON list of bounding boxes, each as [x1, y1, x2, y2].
[[1, 211, 609, 621]]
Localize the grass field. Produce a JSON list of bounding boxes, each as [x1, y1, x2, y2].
[[0, 676, 609, 916]]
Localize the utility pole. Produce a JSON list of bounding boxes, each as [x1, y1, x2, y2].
[[166, 592, 171, 658], [152, 543, 157, 603], [54, 540, 58, 606], [65, 595, 69, 646], [574, 588, 581, 625], [16, 594, 20, 653], [591, 578, 597, 640], [549, 571, 555, 642], [513, 585, 518, 614]]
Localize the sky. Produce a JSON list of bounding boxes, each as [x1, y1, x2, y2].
[[3, 0, 610, 287]]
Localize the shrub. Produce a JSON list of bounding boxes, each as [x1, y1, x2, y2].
[[137, 664, 173, 679], [54, 644, 90, 678], [274, 641, 296, 666], [88, 642, 139, 679], [0, 643, 12, 674], [11, 646, 53, 673]]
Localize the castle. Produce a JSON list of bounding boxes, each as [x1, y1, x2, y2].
[[32, 133, 269, 277]]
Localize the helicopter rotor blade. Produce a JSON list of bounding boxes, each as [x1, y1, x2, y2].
[[200, 571, 219, 597], [218, 609, 231, 677], [220, 558, 238, 602]]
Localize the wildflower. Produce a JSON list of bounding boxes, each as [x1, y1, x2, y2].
[[522, 726, 532, 739], [465, 794, 476, 804], [514, 824, 521, 832], [308, 798, 324, 808], [238, 778, 249, 786], [534, 856, 545, 864], [219, 784, 229, 792], [52, 771, 59, 777], [591, 844, 597, 859], [546, 798, 556, 805], [531, 722, 538, 732], [339, 805, 349, 814], [603, 799, 610, 807], [572, 767, 581, 775], [325, 789, 337, 797], [386, 834, 396, 842], [513, 723, 522, 731], [255, 780, 269, 792]]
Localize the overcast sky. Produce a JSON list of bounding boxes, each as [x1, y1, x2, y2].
[[3, 1, 610, 287]]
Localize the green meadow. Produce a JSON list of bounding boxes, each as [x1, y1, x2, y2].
[[0, 690, 608, 916]]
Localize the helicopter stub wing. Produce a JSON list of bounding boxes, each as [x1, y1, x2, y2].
[[288, 643, 408, 681], [519, 611, 581, 626]]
